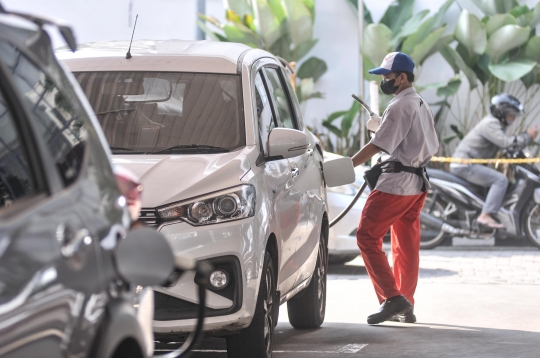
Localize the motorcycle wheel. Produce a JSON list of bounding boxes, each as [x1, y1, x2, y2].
[[420, 190, 448, 249], [522, 201, 540, 249]]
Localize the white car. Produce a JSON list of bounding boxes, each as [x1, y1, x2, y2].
[[58, 40, 353, 358], [325, 152, 370, 264]]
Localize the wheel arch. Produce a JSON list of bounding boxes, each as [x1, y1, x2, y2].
[[266, 232, 279, 278], [111, 337, 145, 358], [92, 299, 147, 358]]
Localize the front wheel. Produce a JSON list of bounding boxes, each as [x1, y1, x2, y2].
[[226, 251, 276, 358], [287, 219, 328, 329], [522, 201, 540, 249]]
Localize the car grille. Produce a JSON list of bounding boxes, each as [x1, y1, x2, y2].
[[139, 208, 159, 227]]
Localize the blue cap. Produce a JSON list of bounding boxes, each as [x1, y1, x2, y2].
[[368, 52, 415, 75]]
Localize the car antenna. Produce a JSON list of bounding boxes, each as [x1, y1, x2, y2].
[[126, 14, 138, 59]]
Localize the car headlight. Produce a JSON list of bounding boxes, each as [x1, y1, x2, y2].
[[157, 185, 256, 225], [326, 184, 357, 196]]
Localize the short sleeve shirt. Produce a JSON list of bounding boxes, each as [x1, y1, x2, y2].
[[369, 87, 439, 195]]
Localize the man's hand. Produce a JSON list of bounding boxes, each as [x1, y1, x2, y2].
[[366, 113, 381, 132], [527, 125, 538, 139]]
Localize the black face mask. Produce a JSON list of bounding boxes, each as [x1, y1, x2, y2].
[[380, 78, 398, 95]]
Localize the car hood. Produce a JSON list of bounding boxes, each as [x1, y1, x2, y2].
[[112, 149, 251, 208]]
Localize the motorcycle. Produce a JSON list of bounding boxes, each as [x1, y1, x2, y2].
[[419, 149, 540, 249]]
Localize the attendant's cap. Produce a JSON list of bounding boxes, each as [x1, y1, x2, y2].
[[368, 52, 415, 75]]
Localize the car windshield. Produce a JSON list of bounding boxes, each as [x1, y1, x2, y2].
[[74, 71, 245, 154]]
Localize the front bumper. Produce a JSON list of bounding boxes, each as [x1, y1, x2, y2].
[[150, 219, 263, 335]]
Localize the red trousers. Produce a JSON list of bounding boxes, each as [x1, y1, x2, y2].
[[356, 190, 427, 305]]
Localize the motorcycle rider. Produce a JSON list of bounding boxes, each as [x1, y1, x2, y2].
[[450, 93, 538, 229]]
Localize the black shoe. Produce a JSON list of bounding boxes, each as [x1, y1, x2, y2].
[[367, 295, 412, 325], [389, 309, 416, 323]]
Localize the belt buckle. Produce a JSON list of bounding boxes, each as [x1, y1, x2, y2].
[[382, 162, 396, 173]]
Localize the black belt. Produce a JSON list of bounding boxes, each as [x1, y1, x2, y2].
[[381, 161, 429, 192]]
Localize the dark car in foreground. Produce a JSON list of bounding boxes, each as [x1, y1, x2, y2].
[[0, 6, 181, 358]]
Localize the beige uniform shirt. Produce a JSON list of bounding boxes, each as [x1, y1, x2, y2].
[[370, 87, 439, 196]]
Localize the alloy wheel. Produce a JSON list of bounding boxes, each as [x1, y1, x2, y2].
[[263, 264, 274, 356], [317, 238, 327, 317]]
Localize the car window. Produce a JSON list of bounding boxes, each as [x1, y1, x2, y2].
[[0, 89, 37, 209], [254, 71, 276, 155], [264, 67, 297, 130], [280, 68, 304, 130], [0, 41, 86, 187], [74, 71, 245, 154]]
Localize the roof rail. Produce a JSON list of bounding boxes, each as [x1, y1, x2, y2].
[[0, 4, 77, 52], [276, 56, 295, 74], [237, 48, 251, 74]]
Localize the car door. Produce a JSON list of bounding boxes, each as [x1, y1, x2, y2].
[[253, 65, 301, 295], [0, 39, 106, 358], [263, 66, 322, 286]]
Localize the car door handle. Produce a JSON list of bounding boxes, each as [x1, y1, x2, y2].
[[292, 167, 300, 178], [60, 227, 92, 258]]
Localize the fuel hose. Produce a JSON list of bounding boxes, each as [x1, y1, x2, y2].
[[329, 181, 368, 228], [328, 94, 373, 228], [155, 261, 212, 358]]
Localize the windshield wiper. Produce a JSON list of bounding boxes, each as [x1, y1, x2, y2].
[[109, 146, 145, 154], [153, 144, 230, 154], [96, 108, 135, 115]]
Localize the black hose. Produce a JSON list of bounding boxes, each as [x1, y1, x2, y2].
[[154, 262, 211, 358], [329, 181, 368, 228]]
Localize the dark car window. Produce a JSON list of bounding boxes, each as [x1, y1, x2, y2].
[[0, 89, 37, 209], [0, 41, 86, 187], [74, 71, 246, 154], [254, 71, 276, 156], [264, 67, 298, 130]]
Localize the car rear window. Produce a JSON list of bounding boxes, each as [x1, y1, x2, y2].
[[74, 71, 245, 154]]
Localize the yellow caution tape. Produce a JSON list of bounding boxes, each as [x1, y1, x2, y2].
[[431, 156, 540, 164]]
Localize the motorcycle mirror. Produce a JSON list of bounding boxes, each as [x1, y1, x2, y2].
[[115, 227, 175, 286]]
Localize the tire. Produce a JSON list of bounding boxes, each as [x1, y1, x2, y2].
[[226, 251, 276, 358], [328, 254, 358, 265], [522, 201, 540, 249], [420, 190, 449, 249], [287, 219, 328, 329]]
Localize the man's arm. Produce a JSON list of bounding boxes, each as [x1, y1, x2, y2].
[[351, 143, 382, 167], [482, 120, 531, 149]]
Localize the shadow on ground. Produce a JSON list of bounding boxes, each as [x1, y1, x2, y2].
[[328, 263, 456, 279], [158, 321, 540, 358]]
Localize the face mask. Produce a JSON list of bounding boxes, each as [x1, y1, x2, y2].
[[380, 78, 398, 95]]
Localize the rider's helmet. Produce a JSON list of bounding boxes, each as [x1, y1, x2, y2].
[[490, 93, 524, 125]]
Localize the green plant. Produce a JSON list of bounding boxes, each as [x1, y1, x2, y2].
[[198, 0, 327, 103], [319, 101, 360, 156], [435, 0, 540, 151]]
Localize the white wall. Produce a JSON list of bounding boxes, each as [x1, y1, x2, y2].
[[4, 0, 538, 133]]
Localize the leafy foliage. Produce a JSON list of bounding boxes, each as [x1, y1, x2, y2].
[[199, 0, 327, 103]]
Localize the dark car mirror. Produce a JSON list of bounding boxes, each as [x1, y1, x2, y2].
[[115, 227, 175, 286]]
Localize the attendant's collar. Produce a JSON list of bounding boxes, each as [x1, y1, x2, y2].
[[395, 86, 416, 99]]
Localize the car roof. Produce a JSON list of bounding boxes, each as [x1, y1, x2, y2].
[[57, 39, 256, 74]]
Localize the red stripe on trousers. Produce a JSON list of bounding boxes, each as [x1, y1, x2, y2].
[[356, 190, 427, 305]]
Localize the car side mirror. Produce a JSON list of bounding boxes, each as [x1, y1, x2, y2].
[[115, 227, 175, 286], [267, 127, 309, 160], [323, 157, 356, 187]]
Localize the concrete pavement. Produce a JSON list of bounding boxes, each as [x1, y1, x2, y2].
[[164, 247, 540, 357]]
